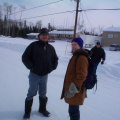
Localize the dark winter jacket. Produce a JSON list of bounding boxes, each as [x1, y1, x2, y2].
[[91, 46, 105, 63], [22, 40, 58, 76], [61, 49, 92, 105]]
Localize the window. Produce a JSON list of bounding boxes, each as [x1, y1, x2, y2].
[[108, 34, 113, 38]]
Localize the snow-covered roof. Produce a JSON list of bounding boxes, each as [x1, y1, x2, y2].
[[103, 27, 120, 32], [49, 30, 73, 35], [27, 33, 39, 36], [26, 30, 81, 36], [49, 30, 80, 35]]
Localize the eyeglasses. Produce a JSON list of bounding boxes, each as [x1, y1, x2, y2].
[[71, 43, 78, 46]]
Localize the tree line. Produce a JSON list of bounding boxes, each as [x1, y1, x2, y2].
[[0, 3, 55, 38], [0, 2, 101, 39]]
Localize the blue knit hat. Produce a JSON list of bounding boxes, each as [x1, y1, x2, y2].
[[72, 37, 83, 48]]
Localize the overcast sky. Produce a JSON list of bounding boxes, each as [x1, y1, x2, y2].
[[1, 0, 120, 32]]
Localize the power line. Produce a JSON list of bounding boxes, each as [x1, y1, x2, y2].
[[78, 8, 120, 12], [77, 8, 120, 30], [11, 0, 64, 15], [17, 10, 75, 21], [63, 0, 76, 7], [80, 3, 93, 29], [78, 8, 120, 28]]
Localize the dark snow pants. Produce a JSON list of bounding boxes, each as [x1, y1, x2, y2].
[[69, 104, 80, 120], [27, 72, 48, 100]]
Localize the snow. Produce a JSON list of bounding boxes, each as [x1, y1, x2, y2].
[[27, 33, 39, 36], [27, 29, 79, 36], [49, 30, 74, 35], [49, 30, 81, 35], [103, 27, 120, 32], [0, 36, 120, 120]]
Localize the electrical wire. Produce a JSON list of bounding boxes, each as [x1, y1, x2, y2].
[[17, 10, 76, 21], [10, 0, 64, 15], [80, 3, 93, 29], [78, 8, 120, 12]]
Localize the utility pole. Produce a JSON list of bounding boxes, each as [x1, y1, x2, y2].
[[73, 0, 79, 39]]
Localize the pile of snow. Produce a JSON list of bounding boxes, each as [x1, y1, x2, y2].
[[0, 36, 120, 120]]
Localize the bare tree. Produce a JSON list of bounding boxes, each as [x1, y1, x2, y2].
[[3, 3, 13, 36], [18, 5, 26, 28], [0, 5, 3, 35], [29, 22, 34, 29], [16, 5, 26, 36], [0, 5, 3, 19], [3, 2, 8, 36], [3, 15, 7, 35], [98, 26, 104, 36], [11, 7, 17, 37], [8, 5, 13, 36], [91, 28, 95, 35], [24, 20, 27, 28], [36, 20, 42, 32], [77, 20, 84, 32]]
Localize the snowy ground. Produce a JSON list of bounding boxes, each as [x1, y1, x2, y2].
[[0, 36, 120, 120]]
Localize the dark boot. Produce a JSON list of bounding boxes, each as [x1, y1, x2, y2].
[[23, 98, 33, 119], [38, 97, 50, 117]]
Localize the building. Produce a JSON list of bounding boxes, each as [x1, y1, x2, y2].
[[26, 33, 39, 40], [80, 34, 102, 48], [102, 27, 120, 46], [49, 29, 81, 40], [26, 29, 81, 40]]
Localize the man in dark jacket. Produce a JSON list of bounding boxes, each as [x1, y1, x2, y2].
[[22, 28, 58, 119], [91, 41, 105, 74]]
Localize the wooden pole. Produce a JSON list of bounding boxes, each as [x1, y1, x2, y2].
[[73, 0, 79, 39]]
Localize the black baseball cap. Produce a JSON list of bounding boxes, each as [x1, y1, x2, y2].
[[96, 41, 100, 45], [38, 28, 49, 37]]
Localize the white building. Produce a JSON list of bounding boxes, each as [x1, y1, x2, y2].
[[26, 33, 39, 40], [80, 35, 102, 47], [49, 29, 81, 40]]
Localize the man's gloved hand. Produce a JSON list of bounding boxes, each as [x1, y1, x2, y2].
[[101, 60, 104, 64]]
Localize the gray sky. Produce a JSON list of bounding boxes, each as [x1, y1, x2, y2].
[[1, 0, 120, 32]]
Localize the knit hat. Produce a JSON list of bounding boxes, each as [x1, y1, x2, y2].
[[72, 37, 83, 48], [38, 28, 49, 37]]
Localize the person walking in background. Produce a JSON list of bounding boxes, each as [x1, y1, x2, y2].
[[91, 41, 106, 74], [22, 28, 58, 119], [61, 38, 92, 120]]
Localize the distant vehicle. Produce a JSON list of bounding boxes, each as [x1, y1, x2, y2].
[[109, 44, 120, 51]]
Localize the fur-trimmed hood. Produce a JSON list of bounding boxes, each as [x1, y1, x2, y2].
[[73, 48, 92, 58]]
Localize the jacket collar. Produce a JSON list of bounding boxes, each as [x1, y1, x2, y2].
[[73, 48, 92, 58], [38, 39, 48, 46]]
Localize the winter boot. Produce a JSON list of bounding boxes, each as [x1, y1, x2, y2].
[[23, 98, 33, 119], [38, 97, 50, 117]]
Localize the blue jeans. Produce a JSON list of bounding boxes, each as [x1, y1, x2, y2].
[[27, 72, 48, 100], [69, 104, 80, 120], [94, 63, 99, 74]]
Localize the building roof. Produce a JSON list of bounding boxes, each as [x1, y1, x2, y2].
[[27, 33, 39, 36], [26, 30, 81, 36], [49, 30, 80, 35], [103, 27, 120, 32]]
